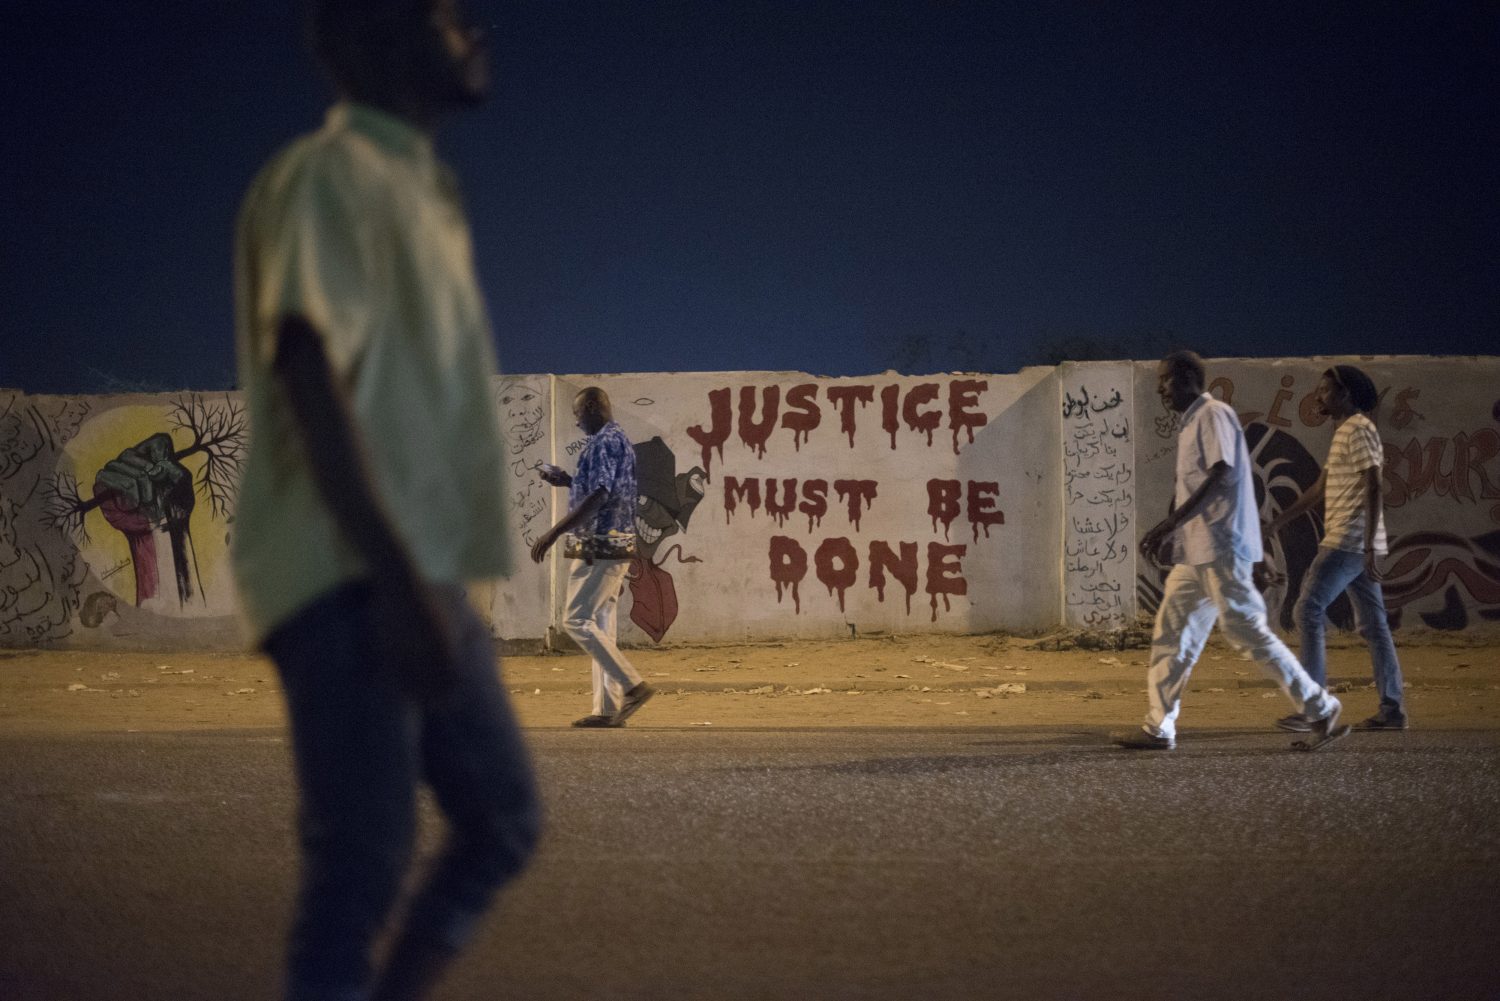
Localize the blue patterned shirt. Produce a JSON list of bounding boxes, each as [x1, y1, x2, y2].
[[570, 421, 637, 538]]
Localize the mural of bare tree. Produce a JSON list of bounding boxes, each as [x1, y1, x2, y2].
[[43, 394, 246, 607]]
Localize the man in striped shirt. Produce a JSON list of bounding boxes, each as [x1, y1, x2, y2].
[[1267, 365, 1407, 730]]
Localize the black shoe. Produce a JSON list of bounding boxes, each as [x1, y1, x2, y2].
[[1291, 700, 1352, 752], [1311, 699, 1343, 737], [1275, 713, 1313, 733], [612, 683, 656, 725], [1354, 710, 1408, 731], [572, 714, 619, 728], [1112, 728, 1175, 750]]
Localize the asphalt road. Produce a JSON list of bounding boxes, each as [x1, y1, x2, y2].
[[2, 724, 1498, 1001]]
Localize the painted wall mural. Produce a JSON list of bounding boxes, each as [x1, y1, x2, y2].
[[48, 396, 245, 615], [690, 378, 1010, 623], [2, 356, 1496, 651], [627, 435, 706, 642], [1, 392, 245, 647], [589, 370, 1057, 644], [1133, 358, 1500, 634]]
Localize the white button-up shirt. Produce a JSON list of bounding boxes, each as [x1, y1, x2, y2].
[[1174, 393, 1262, 565]]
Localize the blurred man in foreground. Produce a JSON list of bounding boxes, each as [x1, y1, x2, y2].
[[232, 1, 539, 997]]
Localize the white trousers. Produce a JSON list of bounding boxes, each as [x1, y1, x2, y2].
[[1146, 556, 1337, 739], [563, 560, 642, 716]]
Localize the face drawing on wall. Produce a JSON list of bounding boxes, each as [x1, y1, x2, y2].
[[634, 438, 707, 559], [497, 379, 546, 456], [626, 436, 707, 643]]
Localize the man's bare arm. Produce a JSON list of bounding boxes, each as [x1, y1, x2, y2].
[[1139, 461, 1229, 563], [1362, 466, 1385, 580], [1266, 469, 1327, 537], [1172, 460, 1230, 528]]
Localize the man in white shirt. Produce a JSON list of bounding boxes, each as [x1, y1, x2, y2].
[[1116, 351, 1347, 751], [233, 2, 538, 998], [1267, 365, 1406, 730]]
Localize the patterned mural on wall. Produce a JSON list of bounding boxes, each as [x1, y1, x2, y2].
[[1134, 361, 1500, 633], [1, 393, 91, 643], [544, 388, 710, 645], [1378, 410, 1500, 629]]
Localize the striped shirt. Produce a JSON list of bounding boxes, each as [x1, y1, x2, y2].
[[1322, 413, 1387, 554]]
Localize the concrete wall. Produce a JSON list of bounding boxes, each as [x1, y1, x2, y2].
[[3, 355, 1497, 651]]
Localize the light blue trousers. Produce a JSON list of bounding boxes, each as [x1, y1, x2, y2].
[[1147, 557, 1338, 739], [1294, 546, 1405, 711]]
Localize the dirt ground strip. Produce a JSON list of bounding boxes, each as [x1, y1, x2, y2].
[[1, 633, 1497, 736]]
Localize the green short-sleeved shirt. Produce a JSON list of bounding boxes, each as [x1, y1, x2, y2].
[[231, 103, 511, 643]]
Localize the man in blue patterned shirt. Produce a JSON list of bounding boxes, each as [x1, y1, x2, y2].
[[532, 387, 655, 726]]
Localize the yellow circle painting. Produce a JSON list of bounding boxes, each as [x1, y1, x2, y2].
[[57, 398, 243, 618]]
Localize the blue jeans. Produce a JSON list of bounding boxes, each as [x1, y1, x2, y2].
[[263, 581, 540, 1001], [1294, 547, 1405, 711]]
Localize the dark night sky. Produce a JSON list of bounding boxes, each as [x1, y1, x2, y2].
[[4, 1, 1496, 394]]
